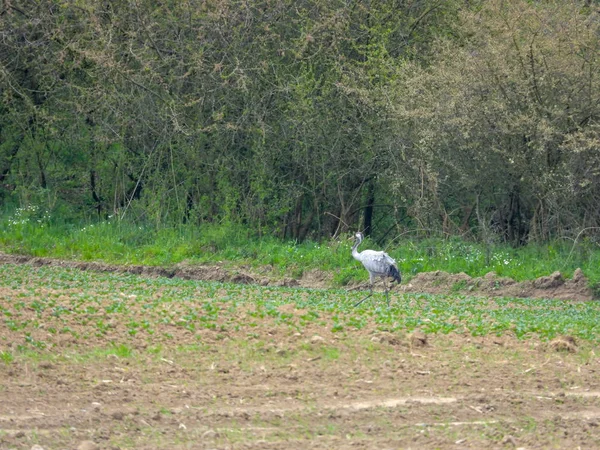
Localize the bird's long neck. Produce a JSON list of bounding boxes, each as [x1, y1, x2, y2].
[[352, 236, 362, 261]]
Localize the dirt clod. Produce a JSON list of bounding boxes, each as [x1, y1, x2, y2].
[[77, 441, 99, 450], [501, 435, 518, 447], [409, 331, 428, 348], [202, 429, 217, 439], [549, 336, 578, 353], [111, 411, 125, 420], [375, 332, 403, 346], [573, 268, 585, 282], [533, 271, 564, 289], [310, 335, 325, 344]]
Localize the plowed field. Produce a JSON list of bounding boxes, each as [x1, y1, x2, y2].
[[1, 263, 599, 449]]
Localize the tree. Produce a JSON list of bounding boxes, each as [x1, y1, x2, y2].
[[395, 0, 600, 244]]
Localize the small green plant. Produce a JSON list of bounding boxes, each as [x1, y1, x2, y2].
[[321, 346, 340, 361], [0, 350, 14, 364], [451, 280, 468, 292], [108, 343, 134, 358]]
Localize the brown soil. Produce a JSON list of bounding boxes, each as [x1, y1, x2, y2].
[[0, 252, 595, 301], [0, 261, 599, 449], [399, 268, 595, 301], [1, 304, 600, 449]]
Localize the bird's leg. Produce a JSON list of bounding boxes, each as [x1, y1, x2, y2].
[[383, 278, 390, 307], [354, 283, 373, 307]]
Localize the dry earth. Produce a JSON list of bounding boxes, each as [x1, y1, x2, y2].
[[1, 309, 599, 450], [0, 255, 599, 449]]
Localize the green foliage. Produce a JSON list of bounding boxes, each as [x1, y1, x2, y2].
[[0, 350, 14, 364], [1, 214, 599, 290], [394, 0, 600, 245], [106, 344, 135, 359], [5, 0, 598, 245], [0, 264, 598, 357]]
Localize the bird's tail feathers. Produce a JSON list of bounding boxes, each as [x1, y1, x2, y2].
[[388, 265, 401, 284]]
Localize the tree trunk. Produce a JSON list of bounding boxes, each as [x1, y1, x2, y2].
[[90, 169, 102, 216], [363, 179, 376, 236]]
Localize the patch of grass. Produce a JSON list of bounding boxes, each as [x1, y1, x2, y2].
[[451, 280, 468, 292], [73, 343, 135, 361], [1, 209, 600, 289], [320, 346, 341, 361], [0, 350, 14, 364]]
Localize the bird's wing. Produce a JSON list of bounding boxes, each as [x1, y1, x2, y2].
[[359, 250, 397, 274], [381, 252, 396, 266], [360, 250, 396, 264]]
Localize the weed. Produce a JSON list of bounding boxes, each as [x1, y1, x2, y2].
[[321, 346, 340, 360], [451, 280, 468, 292], [108, 343, 134, 358], [0, 350, 14, 364]]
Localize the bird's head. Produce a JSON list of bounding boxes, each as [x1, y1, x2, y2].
[[354, 232, 363, 241]]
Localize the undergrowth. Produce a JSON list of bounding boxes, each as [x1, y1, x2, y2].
[[0, 206, 599, 289]]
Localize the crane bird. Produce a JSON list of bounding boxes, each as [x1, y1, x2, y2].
[[351, 232, 401, 307]]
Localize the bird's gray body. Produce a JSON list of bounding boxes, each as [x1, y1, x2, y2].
[[352, 248, 398, 282], [351, 232, 401, 306]]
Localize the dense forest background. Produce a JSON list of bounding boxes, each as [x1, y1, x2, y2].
[[1, 0, 599, 245]]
